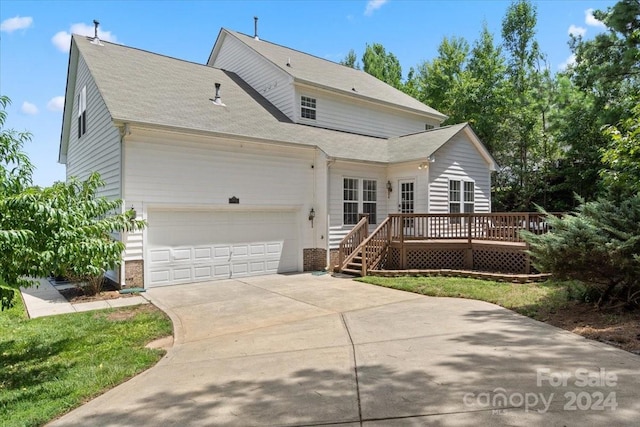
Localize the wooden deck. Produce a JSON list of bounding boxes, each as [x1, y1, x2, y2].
[[338, 213, 555, 277]]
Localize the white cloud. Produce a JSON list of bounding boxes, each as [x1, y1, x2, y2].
[[52, 22, 117, 52], [568, 24, 586, 37], [585, 8, 606, 28], [47, 96, 65, 112], [365, 0, 388, 16], [21, 101, 38, 115], [559, 54, 576, 71], [0, 16, 33, 33]]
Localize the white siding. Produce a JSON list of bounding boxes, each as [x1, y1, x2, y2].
[[387, 164, 429, 213], [66, 56, 122, 282], [66, 56, 121, 200], [328, 161, 387, 248], [212, 34, 295, 120], [428, 133, 492, 213], [296, 87, 438, 138], [123, 129, 317, 261]]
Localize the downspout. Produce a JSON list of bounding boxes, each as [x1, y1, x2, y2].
[[118, 123, 128, 288], [325, 157, 335, 269]]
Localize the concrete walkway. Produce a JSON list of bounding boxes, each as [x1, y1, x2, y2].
[[47, 273, 640, 426], [20, 278, 148, 318]]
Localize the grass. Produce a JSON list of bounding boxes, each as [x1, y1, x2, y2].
[[357, 276, 587, 319], [0, 289, 173, 427]]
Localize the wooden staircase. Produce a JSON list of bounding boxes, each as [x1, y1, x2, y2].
[[341, 249, 364, 276]]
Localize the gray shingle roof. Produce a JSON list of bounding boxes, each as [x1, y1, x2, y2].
[[71, 35, 477, 165], [214, 30, 447, 120]]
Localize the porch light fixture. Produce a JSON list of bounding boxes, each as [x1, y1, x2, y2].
[[308, 207, 316, 228], [128, 205, 137, 221], [386, 180, 393, 198]]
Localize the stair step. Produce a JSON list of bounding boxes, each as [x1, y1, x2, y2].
[[341, 268, 362, 276]]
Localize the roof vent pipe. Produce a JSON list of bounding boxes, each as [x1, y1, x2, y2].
[[214, 83, 221, 102], [211, 82, 225, 106], [90, 19, 103, 45], [254, 16, 259, 40]]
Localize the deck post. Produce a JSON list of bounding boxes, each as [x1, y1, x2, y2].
[[399, 215, 406, 269]]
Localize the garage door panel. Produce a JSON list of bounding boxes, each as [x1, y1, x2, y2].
[[146, 210, 299, 287], [194, 247, 212, 261], [173, 248, 192, 262], [150, 249, 171, 263]]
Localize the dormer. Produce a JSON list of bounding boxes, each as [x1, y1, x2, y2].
[[208, 28, 446, 138]]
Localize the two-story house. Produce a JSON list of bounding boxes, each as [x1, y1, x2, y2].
[[58, 27, 496, 289]]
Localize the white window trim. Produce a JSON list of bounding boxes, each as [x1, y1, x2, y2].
[[77, 85, 87, 138], [300, 95, 317, 121], [448, 178, 475, 214], [343, 177, 378, 226]]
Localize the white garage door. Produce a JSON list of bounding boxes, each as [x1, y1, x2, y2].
[[146, 210, 299, 287]]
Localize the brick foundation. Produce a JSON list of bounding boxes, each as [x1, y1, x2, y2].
[[303, 248, 327, 271], [124, 260, 144, 288], [329, 249, 340, 272]]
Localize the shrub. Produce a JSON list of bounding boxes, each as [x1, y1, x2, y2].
[[523, 194, 640, 308]]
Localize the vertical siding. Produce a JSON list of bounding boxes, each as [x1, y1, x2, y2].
[[212, 34, 295, 120], [65, 55, 122, 281], [428, 133, 492, 213], [296, 87, 438, 138], [123, 130, 316, 260]]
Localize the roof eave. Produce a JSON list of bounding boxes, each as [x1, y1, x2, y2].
[[58, 37, 79, 164], [206, 28, 228, 66]]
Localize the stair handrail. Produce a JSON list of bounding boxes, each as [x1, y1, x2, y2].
[[344, 216, 392, 276], [338, 215, 369, 271]]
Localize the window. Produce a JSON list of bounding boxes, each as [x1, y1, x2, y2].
[[77, 85, 87, 138], [362, 179, 377, 224], [425, 123, 435, 130], [449, 180, 461, 214], [464, 181, 475, 213], [343, 178, 359, 225], [449, 179, 475, 220], [301, 96, 316, 120]]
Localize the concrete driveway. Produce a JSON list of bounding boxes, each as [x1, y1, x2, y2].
[[49, 273, 640, 426]]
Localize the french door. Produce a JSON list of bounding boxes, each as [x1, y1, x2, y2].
[[398, 180, 415, 233]]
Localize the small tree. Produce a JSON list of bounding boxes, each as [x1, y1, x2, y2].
[[523, 195, 640, 308], [0, 96, 145, 309]]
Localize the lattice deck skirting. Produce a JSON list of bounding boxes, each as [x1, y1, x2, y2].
[[368, 269, 551, 283], [386, 240, 532, 274]]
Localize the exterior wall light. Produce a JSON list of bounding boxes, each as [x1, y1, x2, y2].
[[308, 207, 316, 227], [128, 205, 137, 221], [386, 180, 393, 198]]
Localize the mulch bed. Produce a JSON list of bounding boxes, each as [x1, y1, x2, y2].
[[58, 281, 138, 304]]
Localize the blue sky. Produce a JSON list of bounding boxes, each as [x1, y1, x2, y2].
[[1, 0, 614, 187]]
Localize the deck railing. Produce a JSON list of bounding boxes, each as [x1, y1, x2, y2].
[[389, 212, 553, 243], [337, 212, 559, 277]]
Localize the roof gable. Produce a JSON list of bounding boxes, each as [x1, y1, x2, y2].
[[61, 35, 493, 169], [208, 29, 446, 120]]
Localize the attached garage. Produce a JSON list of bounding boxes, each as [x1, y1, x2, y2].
[[145, 210, 300, 287]]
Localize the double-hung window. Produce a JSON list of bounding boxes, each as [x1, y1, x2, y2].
[[343, 178, 359, 225], [77, 85, 87, 138], [362, 179, 377, 224], [343, 178, 377, 225], [449, 179, 475, 221], [300, 96, 316, 120]]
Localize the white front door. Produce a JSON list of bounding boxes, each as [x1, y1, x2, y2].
[[398, 180, 415, 214], [398, 180, 415, 234]]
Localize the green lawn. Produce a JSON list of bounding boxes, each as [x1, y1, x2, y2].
[[0, 291, 173, 427], [357, 276, 586, 319]]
